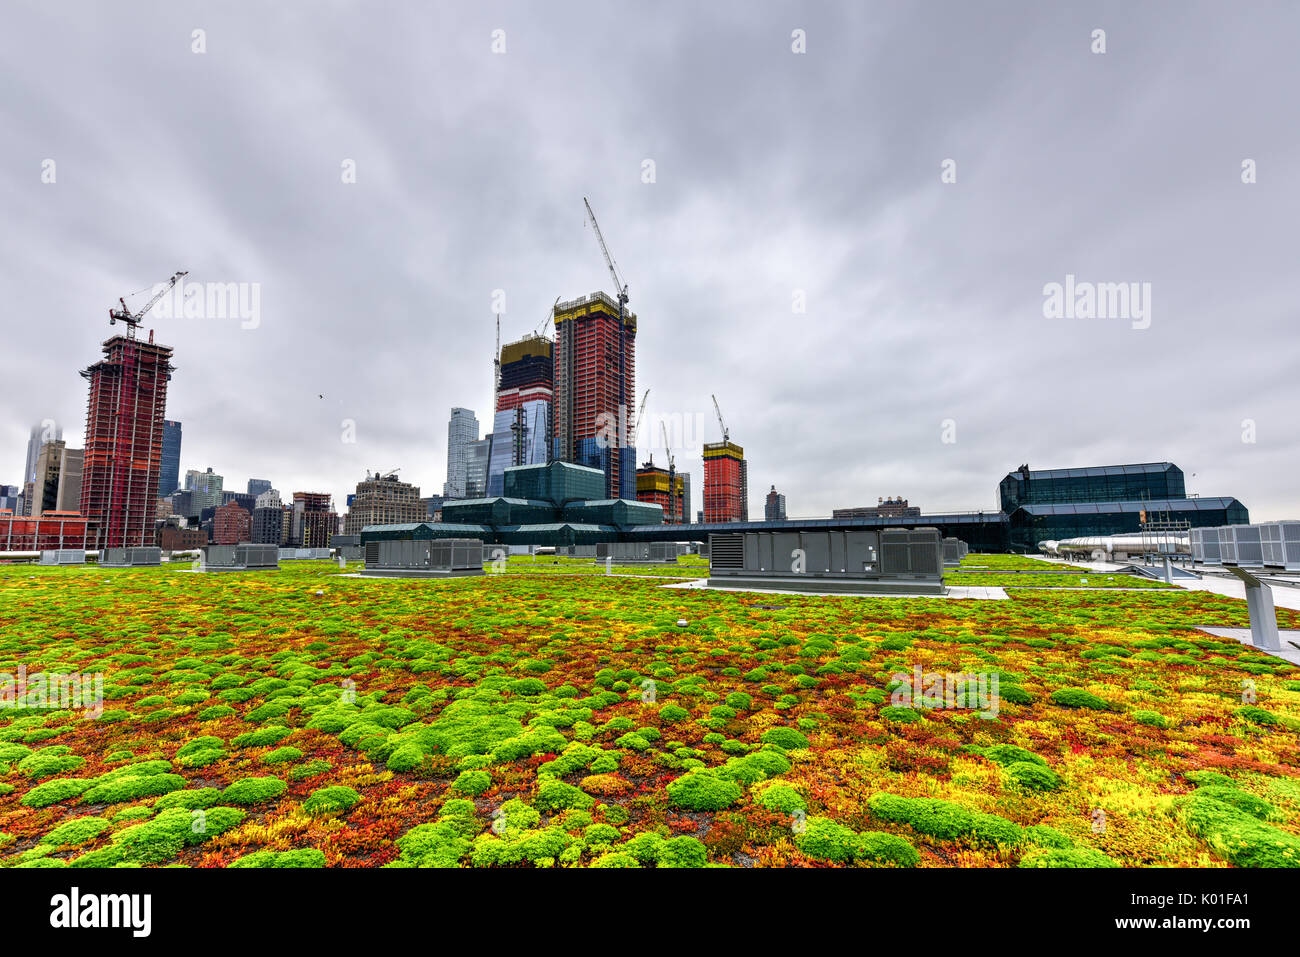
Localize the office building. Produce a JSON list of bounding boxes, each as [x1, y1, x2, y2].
[[765, 485, 787, 522], [251, 505, 285, 545], [344, 471, 424, 535], [22, 420, 62, 491], [486, 400, 550, 496], [158, 420, 182, 495], [552, 292, 637, 499], [29, 441, 83, 518], [464, 438, 490, 499], [246, 478, 272, 497], [80, 331, 174, 548], [443, 407, 479, 498], [185, 468, 224, 514]]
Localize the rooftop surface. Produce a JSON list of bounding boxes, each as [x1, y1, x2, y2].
[[0, 553, 1295, 868]]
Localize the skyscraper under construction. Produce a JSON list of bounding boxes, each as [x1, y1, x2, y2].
[[486, 334, 553, 496], [552, 292, 637, 499], [703, 441, 747, 523], [80, 331, 174, 548]]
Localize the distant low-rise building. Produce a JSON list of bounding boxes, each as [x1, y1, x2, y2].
[[157, 520, 206, 551], [212, 501, 252, 545], [832, 497, 920, 520]]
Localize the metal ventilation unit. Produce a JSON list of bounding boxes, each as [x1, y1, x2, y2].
[[1194, 522, 1300, 570], [362, 538, 484, 578], [595, 541, 681, 563], [707, 528, 944, 594], [39, 549, 86, 566], [279, 547, 332, 561], [1190, 527, 1222, 565], [100, 547, 162, 567], [941, 537, 968, 568], [202, 543, 280, 572]]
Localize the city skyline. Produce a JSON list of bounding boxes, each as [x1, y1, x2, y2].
[[3, 2, 1298, 522]]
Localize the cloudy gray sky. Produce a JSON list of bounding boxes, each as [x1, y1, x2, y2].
[[2, 0, 1297, 521]]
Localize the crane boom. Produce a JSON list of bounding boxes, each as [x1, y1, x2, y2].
[[534, 295, 561, 337], [110, 271, 188, 333], [711, 394, 729, 443], [583, 197, 627, 303], [635, 388, 650, 445]]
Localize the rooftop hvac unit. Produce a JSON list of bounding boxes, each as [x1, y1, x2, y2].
[[881, 528, 943, 577], [202, 543, 279, 571], [1285, 522, 1300, 571], [1224, 525, 1262, 566], [595, 541, 678, 563], [1191, 526, 1221, 565], [363, 538, 484, 577], [941, 537, 963, 567], [708, 528, 943, 594], [39, 549, 86, 565], [100, 547, 162, 567], [280, 547, 332, 561]]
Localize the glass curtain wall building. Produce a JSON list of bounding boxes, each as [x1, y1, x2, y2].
[[999, 463, 1185, 513]]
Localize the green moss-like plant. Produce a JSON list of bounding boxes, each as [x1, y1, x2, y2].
[[536, 778, 594, 812], [450, 769, 492, 797], [230, 848, 326, 868], [856, 831, 919, 867], [222, 776, 287, 805], [665, 771, 742, 811], [301, 785, 361, 814], [760, 727, 810, 750], [756, 782, 807, 814], [1020, 847, 1119, 868], [1005, 761, 1062, 792], [40, 816, 110, 848], [1049, 688, 1110, 711]]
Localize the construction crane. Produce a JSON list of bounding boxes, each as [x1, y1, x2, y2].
[[492, 312, 501, 413], [661, 421, 678, 525], [583, 198, 628, 307], [711, 394, 730, 443], [635, 388, 650, 447], [583, 198, 632, 496], [534, 296, 561, 338], [110, 271, 187, 338]]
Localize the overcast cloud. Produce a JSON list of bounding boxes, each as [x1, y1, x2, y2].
[[2, 0, 1297, 520]]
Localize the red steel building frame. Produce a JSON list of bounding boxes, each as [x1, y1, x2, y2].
[[80, 333, 173, 548]]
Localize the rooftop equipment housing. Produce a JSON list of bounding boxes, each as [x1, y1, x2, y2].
[[39, 549, 86, 565], [362, 538, 485, 578], [707, 527, 945, 595], [100, 546, 162, 567], [202, 543, 280, 572]]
